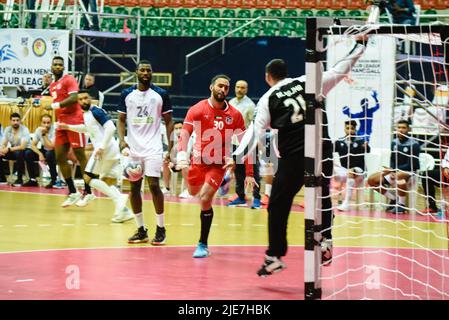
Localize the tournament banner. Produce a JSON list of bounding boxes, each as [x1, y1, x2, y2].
[[0, 29, 69, 88], [325, 36, 396, 155]]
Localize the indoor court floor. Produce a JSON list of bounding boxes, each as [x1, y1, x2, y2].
[[0, 185, 448, 300]]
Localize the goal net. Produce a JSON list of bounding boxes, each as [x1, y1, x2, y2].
[[304, 17, 449, 300]]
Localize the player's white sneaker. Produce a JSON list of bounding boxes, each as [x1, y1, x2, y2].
[[114, 193, 129, 216], [61, 192, 82, 208], [178, 189, 192, 199], [112, 207, 134, 223], [75, 193, 96, 207], [161, 187, 171, 195], [337, 202, 350, 211]]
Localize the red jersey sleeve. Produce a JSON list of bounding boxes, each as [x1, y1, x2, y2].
[[64, 75, 79, 94]]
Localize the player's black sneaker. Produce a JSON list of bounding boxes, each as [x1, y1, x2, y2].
[[128, 226, 149, 244], [385, 200, 397, 213], [13, 178, 23, 187], [23, 179, 38, 187], [257, 255, 286, 277], [151, 226, 166, 245]]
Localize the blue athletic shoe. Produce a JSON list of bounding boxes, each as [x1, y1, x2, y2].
[[218, 172, 231, 196], [251, 198, 261, 209], [193, 242, 210, 258], [227, 197, 247, 207]]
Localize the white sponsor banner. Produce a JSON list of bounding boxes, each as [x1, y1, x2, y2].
[[0, 29, 69, 88], [326, 36, 396, 161]]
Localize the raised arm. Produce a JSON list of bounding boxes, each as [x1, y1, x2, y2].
[[322, 41, 367, 97]]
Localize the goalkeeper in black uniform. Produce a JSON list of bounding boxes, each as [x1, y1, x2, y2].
[[234, 37, 368, 276]]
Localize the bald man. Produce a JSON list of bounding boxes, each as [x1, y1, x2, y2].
[[226, 80, 261, 209], [229, 80, 255, 127]]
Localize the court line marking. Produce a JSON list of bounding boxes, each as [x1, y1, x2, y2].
[[0, 244, 303, 255], [15, 279, 34, 283], [14, 225, 28, 228], [1, 244, 446, 257]]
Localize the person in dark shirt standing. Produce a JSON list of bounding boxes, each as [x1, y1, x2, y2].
[[368, 120, 420, 214], [334, 120, 370, 211], [83, 73, 100, 106]]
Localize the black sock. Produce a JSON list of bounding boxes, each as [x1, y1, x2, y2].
[[199, 208, 214, 246], [65, 178, 77, 194], [84, 183, 92, 194]]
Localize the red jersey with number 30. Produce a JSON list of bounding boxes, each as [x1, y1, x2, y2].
[[179, 99, 253, 176], [49, 74, 83, 124]]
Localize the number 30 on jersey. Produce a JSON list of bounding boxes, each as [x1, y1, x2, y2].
[[214, 120, 224, 130]]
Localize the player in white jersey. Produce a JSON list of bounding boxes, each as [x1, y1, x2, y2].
[[58, 90, 133, 223], [117, 60, 174, 245]]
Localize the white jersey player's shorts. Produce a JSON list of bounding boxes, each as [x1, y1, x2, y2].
[[130, 155, 163, 178], [85, 155, 121, 179], [259, 159, 274, 177]]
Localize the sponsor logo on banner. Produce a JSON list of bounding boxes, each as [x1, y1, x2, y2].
[[51, 38, 61, 56], [0, 44, 19, 63], [32, 38, 46, 57]]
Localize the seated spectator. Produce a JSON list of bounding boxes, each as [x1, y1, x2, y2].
[[0, 112, 36, 186], [29, 114, 58, 188], [420, 142, 449, 215], [368, 120, 421, 214], [334, 120, 370, 211]]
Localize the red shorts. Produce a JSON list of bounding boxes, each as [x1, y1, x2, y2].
[[187, 164, 226, 191], [55, 129, 86, 149]]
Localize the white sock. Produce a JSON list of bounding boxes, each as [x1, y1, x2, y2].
[[398, 196, 406, 205], [134, 212, 144, 228], [156, 213, 165, 228], [344, 178, 355, 203], [384, 191, 396, 201], [108, 185, 123, 201], [265, 184, 272, 196], [90, 179, 117, 199]]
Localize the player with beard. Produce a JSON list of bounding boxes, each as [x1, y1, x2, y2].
[[44, 56, 93, 208], [58, 90, 133, 223], [176, 74, 258, 258], [117, 60, 174, 245]]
